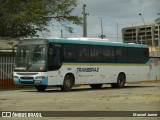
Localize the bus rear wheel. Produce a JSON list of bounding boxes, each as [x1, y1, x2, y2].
[[90, 84, 103, 89], [35, 85, 47, 92], [60, 75, 73, 92], [111, 73, 126, 88]]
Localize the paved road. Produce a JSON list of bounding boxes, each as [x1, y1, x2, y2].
[[0, 83, 160, 120]]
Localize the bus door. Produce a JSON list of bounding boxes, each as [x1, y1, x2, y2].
[[48, 43, 62, 85]]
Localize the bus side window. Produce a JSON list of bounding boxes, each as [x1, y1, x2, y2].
[[63, 44, 76, 62], [90, 46, 103, 62], [77, 45, 89, 62], [103, 47, 115, 63], [138, 48, 149, 63], [116, 47, 127, 63]]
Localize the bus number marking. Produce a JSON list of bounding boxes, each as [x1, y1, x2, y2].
[[77, 68, 99, 72]]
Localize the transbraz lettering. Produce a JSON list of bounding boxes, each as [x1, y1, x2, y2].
[[77, 68, 99, 72]]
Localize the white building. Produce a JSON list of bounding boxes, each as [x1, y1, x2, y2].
[[121, 20, 160, 52], [0, 37, 19, 49]]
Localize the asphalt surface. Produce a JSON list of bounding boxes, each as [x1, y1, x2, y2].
[[0, 83, 160, 120]]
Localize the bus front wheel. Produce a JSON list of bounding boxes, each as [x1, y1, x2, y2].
[[60, 75, 73, 92], [111, 73, 126, 88], [35, 85, 47, 92]]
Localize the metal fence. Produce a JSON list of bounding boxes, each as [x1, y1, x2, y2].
[[0, 50, 22, 88]]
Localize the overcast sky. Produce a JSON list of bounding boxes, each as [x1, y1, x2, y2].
[[45, 0, 160, 42]]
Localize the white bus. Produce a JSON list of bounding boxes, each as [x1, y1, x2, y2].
[[13, 38, 150, 91]]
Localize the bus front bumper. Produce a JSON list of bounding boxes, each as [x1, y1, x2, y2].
[[13, 76, 48, 86]]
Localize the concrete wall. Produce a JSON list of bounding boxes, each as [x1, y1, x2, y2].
[[150, 57, 160, 80]]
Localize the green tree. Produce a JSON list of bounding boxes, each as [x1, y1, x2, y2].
[[155, 18, 160, 24], [0, 0, 82, 38]]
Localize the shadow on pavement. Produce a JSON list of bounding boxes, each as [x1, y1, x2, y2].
[[18, 84, 160, 93]]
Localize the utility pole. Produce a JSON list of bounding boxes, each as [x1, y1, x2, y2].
[[82, 4, 89, 37], [99, 18, 105, 39], [117, 22, 118, 42], [157, 13, 160, 52], [61, 29, 63, 38]]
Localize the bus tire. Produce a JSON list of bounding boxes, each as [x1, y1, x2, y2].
[[90, 84, 103, 89], [111, 73, 126, 88], [60, 75, 73, 92], [35, 85, 47, 92]]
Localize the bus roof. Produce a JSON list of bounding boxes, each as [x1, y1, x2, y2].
[[47, 38, 148, 48]]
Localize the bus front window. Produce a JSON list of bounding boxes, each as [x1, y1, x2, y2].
[[15, 45, 47, 72]]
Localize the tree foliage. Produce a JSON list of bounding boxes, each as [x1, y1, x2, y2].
[[0, 0, 82, 38], [155, 18, 160, 24]]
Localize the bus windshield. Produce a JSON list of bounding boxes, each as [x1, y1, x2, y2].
[[15, 44, 47, 72]]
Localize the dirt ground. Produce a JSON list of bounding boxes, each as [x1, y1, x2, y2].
[[0, 83, 160, 120]]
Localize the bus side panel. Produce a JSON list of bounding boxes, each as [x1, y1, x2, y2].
[[46, 64, 150, 86], [116, 65, 150, 83], [47, 71, 63, 85], [138, 65, 150, 81], [74, 65, 118, 84], [100, 65, 117, 83], [59, 64, 118, 85], [116, 65, 139, 82]]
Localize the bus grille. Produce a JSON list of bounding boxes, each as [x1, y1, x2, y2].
[[20, 77, 34, 84], [20, 77, 34, 79], [20, 81, 34, 84]]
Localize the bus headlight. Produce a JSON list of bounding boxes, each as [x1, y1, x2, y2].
[[14, 76, 19, 79]]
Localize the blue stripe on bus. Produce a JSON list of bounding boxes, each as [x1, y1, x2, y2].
[[48, 38, 148, 48]]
